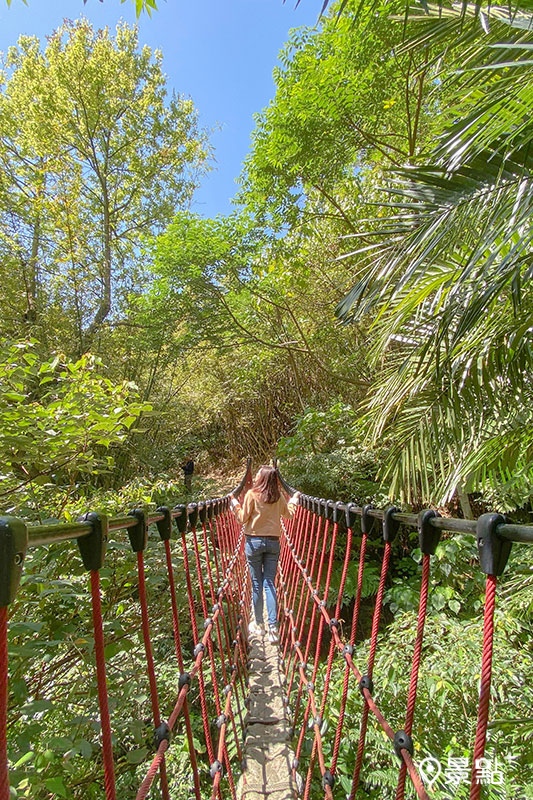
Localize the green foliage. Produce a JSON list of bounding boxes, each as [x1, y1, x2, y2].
[[385, 534, 484, 616], [0, 19, 207, 353], [1, 2, 532, 796], [300, 540, 533, 799], [336, 2, 533, 510], [318, 605, 532, 798], [5, 0, 158, 17], [0, 340, 149, 520], [7, 470, 237, 799], [239, 0, 437, 230], [277, 403, 389, 503]]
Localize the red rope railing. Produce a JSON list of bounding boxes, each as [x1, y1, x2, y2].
[[0, 462, 254, 800], [275, 495, 519, 800], [0, 607, 9, 800], [0, 465, 528, 800], [136, 519, 249, 800]]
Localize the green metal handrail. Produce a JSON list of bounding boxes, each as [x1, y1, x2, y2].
[[273, 459, 533, 546]]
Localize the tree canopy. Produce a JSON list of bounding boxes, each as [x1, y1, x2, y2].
[[0, 20, 208, 355]]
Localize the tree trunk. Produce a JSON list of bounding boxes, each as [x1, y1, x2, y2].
[[22, 215, 40, 325], [457, 485, 474, 519], [84, 187, 112, 350]]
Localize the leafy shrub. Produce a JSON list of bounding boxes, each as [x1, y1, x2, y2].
[[0, 340, 150, 522], [277, 403, 390, 504]]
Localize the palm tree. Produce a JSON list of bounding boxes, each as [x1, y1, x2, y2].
[[337, 3, 533, 510]]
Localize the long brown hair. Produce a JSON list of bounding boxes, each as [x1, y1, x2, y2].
[[253, 466, 281, 504]]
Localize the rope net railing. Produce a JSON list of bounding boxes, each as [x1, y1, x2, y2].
[[1, 458, 533, 799], [0, 461, 254, 800], [274, 466, 533, 800]]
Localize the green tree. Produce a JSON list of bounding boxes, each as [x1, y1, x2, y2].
[[0, 20, 208, 353], [337, 3, 533, 510], [238, 0, 438, 230], [0, 339, 149, 519]]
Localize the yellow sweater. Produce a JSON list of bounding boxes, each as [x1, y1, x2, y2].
[[233, 489, 296, 538]]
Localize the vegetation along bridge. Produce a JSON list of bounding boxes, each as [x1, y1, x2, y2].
[[0, 461, 532, 800]]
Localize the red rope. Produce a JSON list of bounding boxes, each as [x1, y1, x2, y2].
[[210, 600, 247, 800], [350, 540, 392, 797], [331, 528, 368, 774], [89, 571, 116, 800], [277, 557, 333, 800], [470, 574, 497, 800], [191, 525, 222, 719], [136, 740, 169, 800], [286, 514, 323, 704], [282, 510, 431, 799], [137, 552, 162, 725], [218, 510, 239, 641], [11, 487, 502, 800], [208, 518, 223, 587], [302, 521, 339, 800], [164, 539, 185, 672], [293, 517, 329, 751], [289, 515, 325, 722], [281, 506, 307, 650], [163, 539, 201, 800], [137, 526, 247, 800], [320, 523, 353, 719], [180, 527, 216, 766], [0, 607, 9, 800], [289, 509, 315, 652], [136, 551, 170, 800], [396, 553, 431, 800], [202, 522, 245, 758], [201, 520, 242, 793]]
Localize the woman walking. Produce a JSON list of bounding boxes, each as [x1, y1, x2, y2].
[[231, 466, 299, 642]]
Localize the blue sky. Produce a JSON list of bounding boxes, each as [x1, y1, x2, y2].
[[0, 0, 318, 218]]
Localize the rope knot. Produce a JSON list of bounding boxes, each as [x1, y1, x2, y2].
[[154, 721, 170, 749], [193, 642, 205, 658], [178, 672, 191, 690], [209, 760, 223, 779], [342, 644, 353, 659], [393, 730, 414, 759], [322, 769, 334, 789]]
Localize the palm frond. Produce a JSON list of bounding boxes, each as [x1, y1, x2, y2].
[[336, 1, 533, 506]]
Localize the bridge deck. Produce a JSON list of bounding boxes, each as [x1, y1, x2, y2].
[[238, 627, 300, 800]]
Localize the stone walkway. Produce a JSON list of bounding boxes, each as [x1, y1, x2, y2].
[[238, 627, 300, 800]]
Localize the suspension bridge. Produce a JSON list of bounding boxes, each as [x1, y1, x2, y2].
[[0, 460, 531, 799]]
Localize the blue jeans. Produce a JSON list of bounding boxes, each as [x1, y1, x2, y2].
[[245, 536, 280, 628]]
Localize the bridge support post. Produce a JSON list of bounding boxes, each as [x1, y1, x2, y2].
[[0, 517, 28, 800]]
